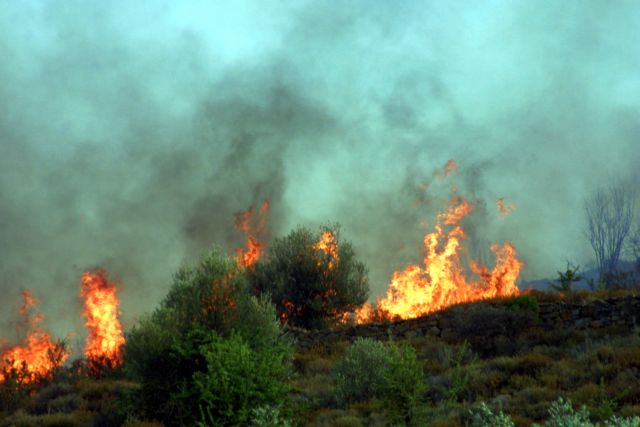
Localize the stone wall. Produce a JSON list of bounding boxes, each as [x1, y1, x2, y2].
[[288, 296, 640, 350]]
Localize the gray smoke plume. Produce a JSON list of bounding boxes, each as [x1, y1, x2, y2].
[[1, 1, 638, 344]]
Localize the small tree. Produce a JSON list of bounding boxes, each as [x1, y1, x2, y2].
[[549, 263, 582, 293], [250, 225, 369, 329], [584, 181, 635, 286]]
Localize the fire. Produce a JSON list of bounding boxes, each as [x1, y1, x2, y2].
[[496, 198, 516, 218], [80, 270, 125, 374], [357, 195, 522, 323], [235, 200, 270, 267], [444, 159, 458, 177], [0, 291, 68, 383], [314, 231, 339, 270]]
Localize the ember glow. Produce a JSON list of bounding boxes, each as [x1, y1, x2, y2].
[[496, 198, 516, 218], [80, 271, 125, 374], [0, 291, 68, 383], [314, 230, 340, 270], [355, 195, 523, 322], [235, 200, 270, 267]]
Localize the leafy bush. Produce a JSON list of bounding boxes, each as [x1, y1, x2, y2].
[[531, 398, 640, 427], [250, 225, 369, 329], [332, 338, 391, 404], [504, 294, 539, 315], [332, 338, 426, 425], [380, 342, 426, 426], [123, 248, 293, 425], [250, 405, 292, 427], [541, 397, 592, 427], [189, 333, 291, 426], [469, 402, 515, 427]]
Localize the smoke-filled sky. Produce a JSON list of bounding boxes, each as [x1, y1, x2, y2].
[[1, 1, 639, 341]]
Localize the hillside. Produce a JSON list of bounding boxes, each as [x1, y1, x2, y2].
[[2, 291, 640, 426]]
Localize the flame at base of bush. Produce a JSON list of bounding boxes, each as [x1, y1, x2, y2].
[[80, 270, 125, 376], [0, 291, 68, 383], [353, 197, 523, 323]]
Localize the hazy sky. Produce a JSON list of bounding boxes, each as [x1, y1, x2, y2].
[[1, 1, 639, 341]]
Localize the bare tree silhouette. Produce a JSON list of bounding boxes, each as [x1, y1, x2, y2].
[[584, 180, 635, 286]]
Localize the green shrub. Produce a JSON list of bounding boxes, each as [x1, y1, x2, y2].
[[469, 402, 515, 427], [380, 342, 426, 426], [189, 333, 291, 426], [250, 405, 292, 427], [504, 294, 539, 315], [540, 397, 592, 427], [550, 264, 582, 294], [123, 248, 293, 425], [332, 338, 426, 425], [332, 338, 391, 404], [249, 225, 369, 329]]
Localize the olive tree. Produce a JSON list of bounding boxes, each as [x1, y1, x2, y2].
[[249, 225, 369, 329]]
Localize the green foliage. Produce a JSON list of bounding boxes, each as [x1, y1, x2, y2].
[[331, 338, 425, 425], [505, 294, 540, 315], [380, 342, 426, 426], [542, 398, 592, 427], [605, 416, 640, 427], [442, 341, 475, 404], [469, 402, 515, 427], [249, 225, 369, 329], [249, 405, 292, 427], [188, 333, 291, 426], [550, 263, 582, 293], [530, 398, 640, 427], [332, 338, 391, 404], [123, 247, 293, 425]]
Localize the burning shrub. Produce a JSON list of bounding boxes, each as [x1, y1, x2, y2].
[[80, 270, 125, 378], [250, 225, 369, 329], [123, 247, 293, 425]]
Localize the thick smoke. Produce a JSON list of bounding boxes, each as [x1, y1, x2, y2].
[[1, 1, 638, 341]]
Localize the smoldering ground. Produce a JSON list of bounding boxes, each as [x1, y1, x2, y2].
[[1, 1, 638, 343]]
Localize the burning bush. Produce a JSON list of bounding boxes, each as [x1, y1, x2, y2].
[[249, 225, 369, 329], [123, 247, 293, 425], [0, 291, 68, 386], [80, 270, 125, 377]]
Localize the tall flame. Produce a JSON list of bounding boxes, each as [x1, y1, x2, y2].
[[356, 196, 522, 322], [80, 270, 125, 374], [235, 200, 270, 268], [0, 291, 68, 383]]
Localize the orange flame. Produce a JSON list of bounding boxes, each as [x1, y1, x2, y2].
[[80, 270, 125, 374], [496, 197, 516, 218], [356, 196, 522, 322], [314, 231, 339, 270], [235, 200, 270, 268], [443, 159, 458, 177], [0, 291, 68, 383]]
